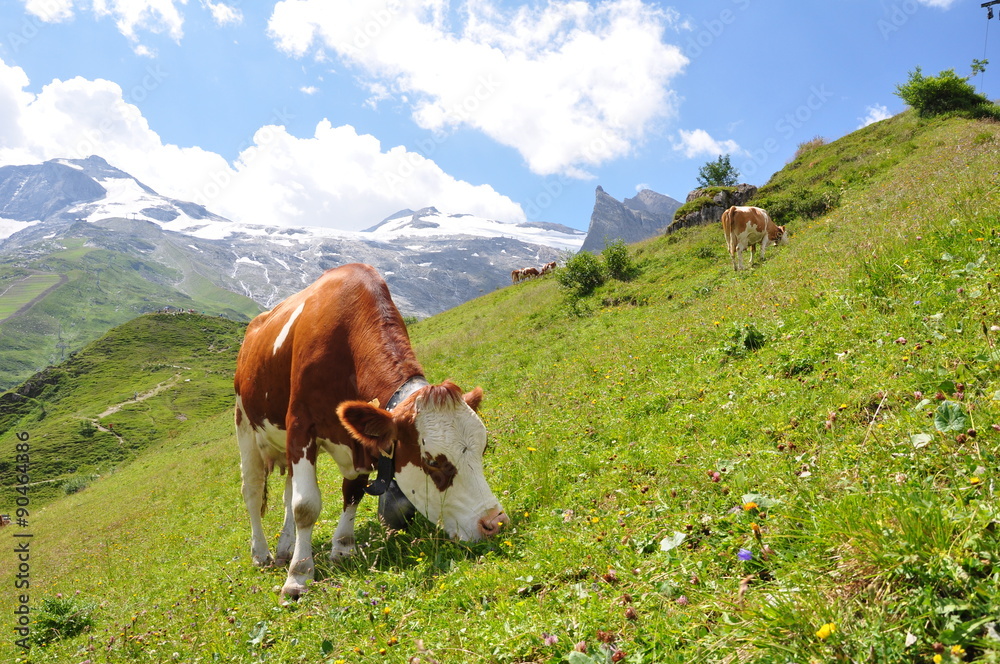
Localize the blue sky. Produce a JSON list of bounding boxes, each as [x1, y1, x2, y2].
[[0, 1, 994, 232]]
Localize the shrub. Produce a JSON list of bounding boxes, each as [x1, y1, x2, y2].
[[894, 67, 995, 118], [32, 596, 95, 645], [792, 136, 826, 161], [558, 251, 605, 297], [601, 240, 637, 281], [720, 323, 767, 358]]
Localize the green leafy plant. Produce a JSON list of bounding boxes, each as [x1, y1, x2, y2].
[[601, 240, 637, 282], [696, 153, 740, 187], [31, 596, 95, 645], [894, 66, 997, 118], [558, 251, 606, 297]]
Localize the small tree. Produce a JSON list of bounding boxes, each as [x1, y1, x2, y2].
[[696, 154, 740, 187], [558, 251, 605, 297], [601, 240, 636, 281], [894, 66, 993, 117]]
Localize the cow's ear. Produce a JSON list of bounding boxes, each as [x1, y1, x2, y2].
[[463, 387, 484, 412], [337, 401, 396, 453]]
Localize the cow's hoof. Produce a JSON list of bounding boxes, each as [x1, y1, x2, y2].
[[329, 540, 356, 561], [281, 580, 308, 600], [252, 553, 274, 567]]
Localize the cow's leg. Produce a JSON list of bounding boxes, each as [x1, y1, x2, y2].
[[283, 440, 321, 599], [236, 405, 272, 566], [330, 476, 367, 560], [274, 473, 295, 566]]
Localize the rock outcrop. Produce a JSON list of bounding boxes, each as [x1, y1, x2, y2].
[[669, 184, 758, 232]]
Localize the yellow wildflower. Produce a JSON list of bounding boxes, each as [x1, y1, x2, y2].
[[951, 645, 966, 659], [814, 622, 835, 640], [742, 502, 758, 511]]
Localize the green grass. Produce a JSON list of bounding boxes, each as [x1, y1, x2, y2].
[[0, 274, 63, 320], [0, 239, 261, 391], [1, 111, 1000, 663]]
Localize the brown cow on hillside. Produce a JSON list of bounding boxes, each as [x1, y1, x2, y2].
[[234, 264, 508, 599], [721, 206, 788, 271]]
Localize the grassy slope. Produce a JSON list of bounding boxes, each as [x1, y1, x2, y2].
[[0, 238, 261, 391], [0, 313, 247, 506], [1, 112, 999, 663]]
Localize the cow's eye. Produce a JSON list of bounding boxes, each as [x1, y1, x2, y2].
[[426, 457, 438, 467]]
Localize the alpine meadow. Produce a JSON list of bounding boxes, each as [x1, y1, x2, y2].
[[2, 110, 1000, 663]]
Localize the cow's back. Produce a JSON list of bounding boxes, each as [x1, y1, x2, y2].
[[234, 264, 421, 441]]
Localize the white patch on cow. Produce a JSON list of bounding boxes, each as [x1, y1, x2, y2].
[[284, 456, 321, 597], [317, 436, 359, 479], [257, 418, 289, 467], [330, 503, 359, 559], [272, 302, 305, 355], [393, 396, 503, 542], [235, 396, 273, 566]]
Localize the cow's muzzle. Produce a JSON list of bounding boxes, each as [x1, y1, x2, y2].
[[478, 508, 509, 538]]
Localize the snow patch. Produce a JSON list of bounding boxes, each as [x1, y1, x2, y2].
[[0, 218, 40, 241]]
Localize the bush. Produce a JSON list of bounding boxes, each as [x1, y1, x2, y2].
[[32, 596, 95, 645], [895, 67, 995, 118], [601, 240, 637, 281], [558, 251, 606, 297]]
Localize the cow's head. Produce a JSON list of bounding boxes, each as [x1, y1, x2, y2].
[[337, 381, 508, 541], [773, 225, 789, 245]]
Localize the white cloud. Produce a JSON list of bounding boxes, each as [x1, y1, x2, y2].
[[672, 128, 741, 159], [91, 0, 187, 43], [23, 0, 75, 22], [0, 57, 525, 231], [858, 104, 892, 128], [267, 0, 688, 179], [299, 85, 318, 95], [202, 0, 241, 26], [915, 0, 958, 7]]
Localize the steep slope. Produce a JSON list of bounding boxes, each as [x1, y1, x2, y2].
[[1, 112, 998, 663]]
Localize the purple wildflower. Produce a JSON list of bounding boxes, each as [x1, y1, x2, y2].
[[738, 548, 753, 562]]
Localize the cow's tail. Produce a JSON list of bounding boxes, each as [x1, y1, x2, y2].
[[260, 463, 273, 517]]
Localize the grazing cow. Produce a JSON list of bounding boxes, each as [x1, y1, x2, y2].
[[511, 268, 523, 284], [234, 264, 508, 599], [721, 206, 788, 271], [540, 261, 557, 275], [519, 267, 540, 280]]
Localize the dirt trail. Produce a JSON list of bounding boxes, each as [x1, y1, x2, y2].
[[96, 373, 184, 419]]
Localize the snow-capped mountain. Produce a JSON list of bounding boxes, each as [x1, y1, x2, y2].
[[0, 156, 585, 317]]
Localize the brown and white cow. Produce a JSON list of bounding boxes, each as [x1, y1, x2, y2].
[[511, 268, 523, 284], [721, 206, 788, 271], [234, 263, 508, 598], [540, 261, 557, 275]]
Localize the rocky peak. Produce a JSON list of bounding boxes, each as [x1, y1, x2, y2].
[[580, 186, 681, 253]]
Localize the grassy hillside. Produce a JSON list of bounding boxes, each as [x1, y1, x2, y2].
[[0, 313, 247, 506], [1, 111, 999, 663], [0, 235, 261, 391]]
